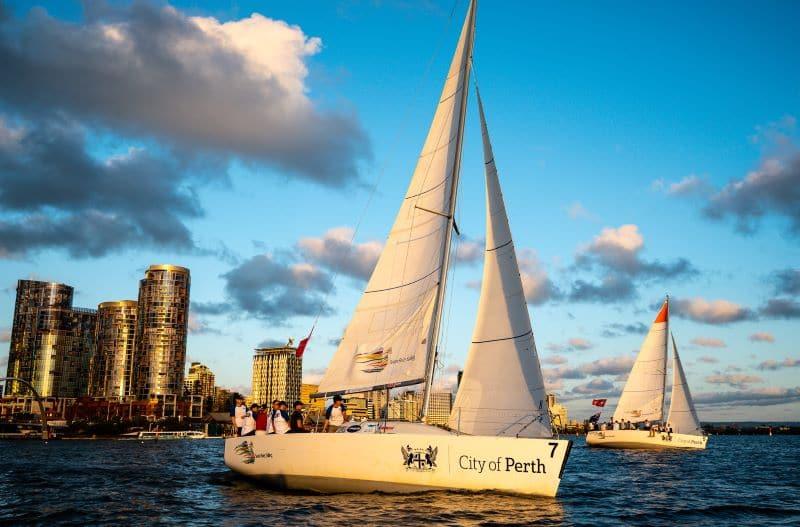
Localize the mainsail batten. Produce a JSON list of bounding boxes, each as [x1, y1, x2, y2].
[[316, 0, 476, 397], [666, 334, 702, 435], [613, 300, 669, 423], [447, 90, 552, 438]]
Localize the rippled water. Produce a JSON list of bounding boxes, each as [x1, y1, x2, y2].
[[1, 435, 798, 526]]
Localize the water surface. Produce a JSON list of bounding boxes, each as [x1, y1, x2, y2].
[[1, 435, 798, 526]]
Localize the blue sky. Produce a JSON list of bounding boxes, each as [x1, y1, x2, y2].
[[1, 0, 798, 421]]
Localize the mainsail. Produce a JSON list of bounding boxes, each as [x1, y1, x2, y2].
[[447, 91, 552, 438], [666, 334, 702, 435], [316, 1, 476, 396], [613, 299, 669, 423]]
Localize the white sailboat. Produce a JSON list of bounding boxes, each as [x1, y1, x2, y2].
[[586, 298, 708, 450], [224, 0, 572, 496]]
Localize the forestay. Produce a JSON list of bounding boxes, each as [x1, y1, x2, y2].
[[316, 1, 476, 396], [447, 91, 551, 438], [666, 334, 702, 435], [613, 299, 669, 423]]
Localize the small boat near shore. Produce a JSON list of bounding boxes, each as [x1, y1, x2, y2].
[[587, 298, 708, 450], [122, 430, 207, 440]]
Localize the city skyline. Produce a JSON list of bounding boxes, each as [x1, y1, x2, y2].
[[0, 0, 799, 421]]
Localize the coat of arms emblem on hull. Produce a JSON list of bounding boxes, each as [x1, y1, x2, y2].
[[235, 440, 255, 464], [401, 445, 438, 471]]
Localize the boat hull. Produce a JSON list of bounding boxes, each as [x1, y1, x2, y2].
[[586, 429, 708, 450], [224, 432, 572, 497]]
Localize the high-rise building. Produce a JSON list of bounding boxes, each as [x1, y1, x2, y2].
[[133, 265, 191, 398], [6, 280, 96, 397], [251, 345, 301, 405], [184, 362, 216, 400], [300, 383, 325, 413], [546, 393, 568, 431], [4, 280, 97, 398], [388, 391, 422, 421], [89, 301, 138, 398], [425, 391, 453, 426]]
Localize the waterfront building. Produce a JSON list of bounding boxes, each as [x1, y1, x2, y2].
[[426, 391, 453, 426], [4, 280, 96, 398], [184, 362, 216, 400], [343, 393, 368, 421], [300, 383, 325, 413], [547, 393, 568, 431], [89, 301, 138, 398], [251, 345, 301, 405], [388, 391, 422, 421], [133, 265, 191, 398], [212, 387, 233, 412]]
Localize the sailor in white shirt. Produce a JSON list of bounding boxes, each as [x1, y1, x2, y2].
[[231, 397, 247, 436], [272, 401, 291, 434], [324, 395, 348, 433], [241, 404, 258, 436]]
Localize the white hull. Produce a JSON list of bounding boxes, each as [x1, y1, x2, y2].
[[225, 428, 571, 497], [586, 430, 708, 450]]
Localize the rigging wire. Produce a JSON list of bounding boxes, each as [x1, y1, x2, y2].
[[307, 0, 464, 335]]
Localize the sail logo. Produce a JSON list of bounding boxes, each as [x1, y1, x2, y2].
[[401, 445, 438, 471], [355, 346, 391, 373], [234, 440, 255, 464]]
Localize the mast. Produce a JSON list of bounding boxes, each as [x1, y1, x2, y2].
[[661, 294, 669, 421], [420, 0, 477, 420]]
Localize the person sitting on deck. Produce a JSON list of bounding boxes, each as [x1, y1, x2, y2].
[[324, 395, 348, 433], [272, 401, 291, 434], [643, 419, 650, 432], [241, 404, 258, 436], [255, 404, 269, 436], [266, 400, 280, 434], [289, 401, 307, 433]]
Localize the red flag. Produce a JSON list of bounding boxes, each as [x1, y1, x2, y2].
[[592, 398, 607, 407], [296, 329, 313, 358]]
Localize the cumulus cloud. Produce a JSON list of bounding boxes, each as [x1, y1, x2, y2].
[[568, 224, 695, 304], [704, 153, 800, 237], [213, 252, 333, 323], [542, 355, 635, 383], [697, 356, 719, 364], [0, 119, 202, 257], [654, 174, 712, 197], [546, 338, 593, 353], [542, 354, 568, 365], [749, 332, 775, 343], [187, 313, 222, 335], [670, 297, 754, 324], [567, 378, 619, 398], [567, 275, 637, 303], [577, 224, 697, 278], [694, 386, 800, 407], [517, 249, 561, 305], [297, 227, 382, 282], [772, 268, 800, 296], [601, 322, 648, 338], [0, 327, 10, 342], [453, 238, 484, 265], [760, 297, 800, 319], [705, 373, 763, 389], [0, 3, 370, 184], [690, 337, 726, 348], [757, 358, 800, 371]]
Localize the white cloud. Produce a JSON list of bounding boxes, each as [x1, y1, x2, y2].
[[298, 227, 382, 282], [517, 249, 560, 305], [749, 332, 775, 343], [757, 358, 800, 371], [705, 374, 763, 389], [690, 337, 726, 348], [671, 297, 754, 324]]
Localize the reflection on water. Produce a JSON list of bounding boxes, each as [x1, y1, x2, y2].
[[1, 436, 799, 526]]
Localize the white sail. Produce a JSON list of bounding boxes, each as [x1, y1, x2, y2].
[[317, 1, 476, 396], [666, 334, 702, 435], [447, 91, 552, 438], [613, 299, 669, 423]]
